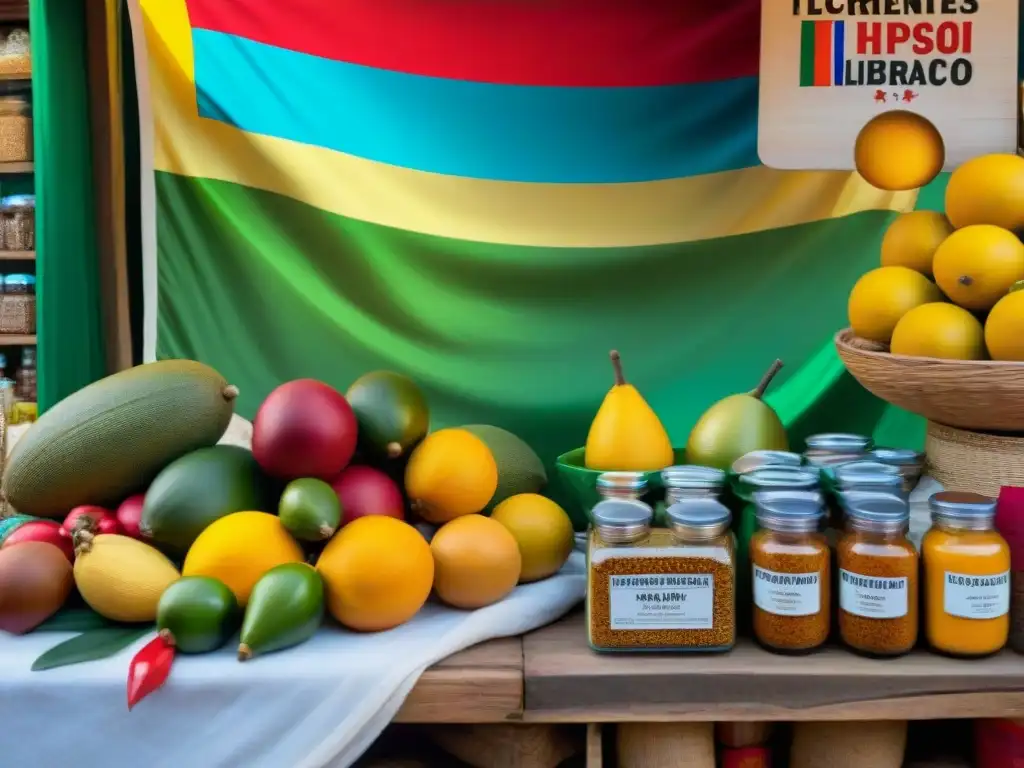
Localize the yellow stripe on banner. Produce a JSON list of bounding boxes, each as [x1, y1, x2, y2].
[[141, 0, 918, 248]]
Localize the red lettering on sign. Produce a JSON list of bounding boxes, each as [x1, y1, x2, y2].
[[888, 22, 911, 54], [936, 21, 960, 54], [857, 21, 882, 55], [912, 22, 934, 54]]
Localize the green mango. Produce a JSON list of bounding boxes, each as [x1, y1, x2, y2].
[[238, 563, 324, 661], [157, 576, 240, 654], [346, 371, 429, 461], [278, 478, 341, 541]]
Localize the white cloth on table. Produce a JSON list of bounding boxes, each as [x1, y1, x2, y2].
[[0, 552, 585, 768]]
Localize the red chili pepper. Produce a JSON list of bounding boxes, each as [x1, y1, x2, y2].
[[127, 633, 176, 711]]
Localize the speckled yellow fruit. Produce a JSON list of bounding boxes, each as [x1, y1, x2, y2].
[[854, 111, 945, 191], [945, 154, 1024, 231], [491, 494, 574, 583], [880, 211, 953, 278], [183, 511, 304, 606], [431, 515, 522, 609], [848, 266, 943, 343], [74, 533, 180, 622], [316, 515, 434, 631], [932, 225, 1024, 312], [985, 290, 1024, 361], [405, 428, 498, 523], [890, 303, 986, 360]]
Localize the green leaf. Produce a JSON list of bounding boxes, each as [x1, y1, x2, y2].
[[32, 626, 154, 672], [33, 608, 113, 633]]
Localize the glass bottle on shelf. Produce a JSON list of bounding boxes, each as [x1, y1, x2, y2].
[[16, 345, 36, 402]]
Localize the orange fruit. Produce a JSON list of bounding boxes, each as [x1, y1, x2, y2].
[[316, 515, 434, 631], [890, 303, 986, 360], [431, 515, 521, 609], [985, 290, 1024, 361], [932, 225, 1024, 311], [404, 429, 498, 523], [491, 494, 574, 583], [880, 211, 953, 277], [945, 154, 1024, 231], [847, 266, 944, 343], [854, 111, 944, 191]]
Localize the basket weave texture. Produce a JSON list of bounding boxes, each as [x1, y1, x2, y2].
[[0, 293, 33, 333], [835, 328, 1024, 432], [926, 421, 1024, 497]]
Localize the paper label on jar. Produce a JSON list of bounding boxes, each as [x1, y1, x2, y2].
[[753, 565, 820, 616], [943, 570, 1010, 620], [607, 573, 715, 630], [839, 569, 908, 619]]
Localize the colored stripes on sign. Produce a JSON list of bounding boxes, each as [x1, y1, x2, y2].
[[185, 0, 761, 88], [800, 20, 846, 87], [191, 29, 760, 183]]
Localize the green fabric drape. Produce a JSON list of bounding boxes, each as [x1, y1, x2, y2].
[[31, 0, 105, 411]]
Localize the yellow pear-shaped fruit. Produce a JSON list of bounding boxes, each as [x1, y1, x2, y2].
[[584, 350, 673, 472], [685, 360, 789, 471]]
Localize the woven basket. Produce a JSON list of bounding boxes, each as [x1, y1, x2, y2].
[[0, 114, 30, 162], [926, 421, 1024, 497], [835, 328, 1024, 432], [0, 293, 33, 333]]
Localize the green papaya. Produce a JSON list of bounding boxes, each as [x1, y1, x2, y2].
[[157, 576, 240, 654], [460, 425, 547, 512], [238, 563, 324, 661], [346, 371, 429, 460], [278, 478, 341, 541]]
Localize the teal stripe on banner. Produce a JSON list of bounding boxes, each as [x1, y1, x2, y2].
[[192, 29, 760, 183]]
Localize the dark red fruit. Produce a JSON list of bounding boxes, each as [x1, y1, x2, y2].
[[252, 379, 358, 480], [330, 465, 405, 527], [1, 521, 74, 562], [116, 494, 146, 539]]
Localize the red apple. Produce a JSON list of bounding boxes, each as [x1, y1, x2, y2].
[[61, 505, 122, 537], [2, 520, 74, 562], [115, 494, 146, 539], [330, 465, 405, 527]]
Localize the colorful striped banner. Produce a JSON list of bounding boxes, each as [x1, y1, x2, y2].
[[800, 20, 846, 87]]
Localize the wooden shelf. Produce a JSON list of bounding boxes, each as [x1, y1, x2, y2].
[[0, 161, 31, 174], [0, 71, 29, 81], [522, 612, 1024, 723], [0, 250, 33, 260], [0, 333, 33, 346]]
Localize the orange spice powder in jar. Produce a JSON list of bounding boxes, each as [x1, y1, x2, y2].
[[750, 490, 831, 654], [923, 492, 1010, 657], [837, 492, 919, 657]]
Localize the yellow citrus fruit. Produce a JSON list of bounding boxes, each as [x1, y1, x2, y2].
[[945, 154, 1024, 231], [491, 494, 574, 583], [430, 514, 521, 609], [890, 303, 986, 360], [880, 211, 953, 277], [316, 515, 434, 631], [985, 290, 1024, 361], [932, 225, 1024, 311], [847, 266, 943, 343], [183, 511, 304, 606], [854, 111, 945, 191], [405, 428, 498, 524]]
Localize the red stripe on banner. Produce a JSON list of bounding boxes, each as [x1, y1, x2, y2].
[[813, 21, 833, 87], [185, 0, 761, 87]]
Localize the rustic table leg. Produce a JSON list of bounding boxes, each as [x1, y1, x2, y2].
[[429, 724, 577, 768], [616, 723, 715, 768], [585, 724, 603, 768]]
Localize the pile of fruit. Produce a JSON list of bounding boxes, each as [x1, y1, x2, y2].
[[847, 153, 1024, 361], [0, 360, 574, 708]]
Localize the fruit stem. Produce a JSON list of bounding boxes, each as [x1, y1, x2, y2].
[[238, 643, 252, 662], [386, 441, 403, 459], [71, 516, 97, 555], [222, 384, 240, 401], [319, 524, 335, 539], [753, 359, 784, 400], [609, 350, 626, 386], [158, 628, 176, 647]]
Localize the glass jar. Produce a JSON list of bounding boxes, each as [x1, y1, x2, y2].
[[596, 471, 648, 502], [751, 490, 830, 653], [870, 448, 925, 494], [802, 433, 873, 469], [837, 493, 918, 657], [16, 345, 35, 402], [587, 497, 736, 652], [730, 450, 803, 476], [923, 491, 1010, 657], [662, 465, 726, 503], [1, 195, 34, 252], [3, 273, 33, 294]]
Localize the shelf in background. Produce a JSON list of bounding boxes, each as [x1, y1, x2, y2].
[[0, 71, 29, 81], [0, 334, 33, 346], [0, 0, 27, 22], [0, 250, 32, 260], [0, 161, 31, 174]]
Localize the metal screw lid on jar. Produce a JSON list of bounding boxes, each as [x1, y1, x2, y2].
[[666, 498, 732, 541], [591, 499, 654, 543], [834, 460, 902, 478], [839, 490, 910, 529], [805, 433, 874, 453], [731, 450, 804, 475], [871, 447, 925, 467], [928, 491, 997, 525], [753, 490, 825, 532], [596, 471, 648, 497], [661, 465, 727, 490], [740, 467, 820, 489]]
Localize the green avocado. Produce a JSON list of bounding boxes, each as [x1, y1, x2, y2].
[[346, 371, 429, 461], [157, 576, 240, 654], [278, 478, 341, 541], [238, 563, 324, 661], [140, 445, 278, 556]]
